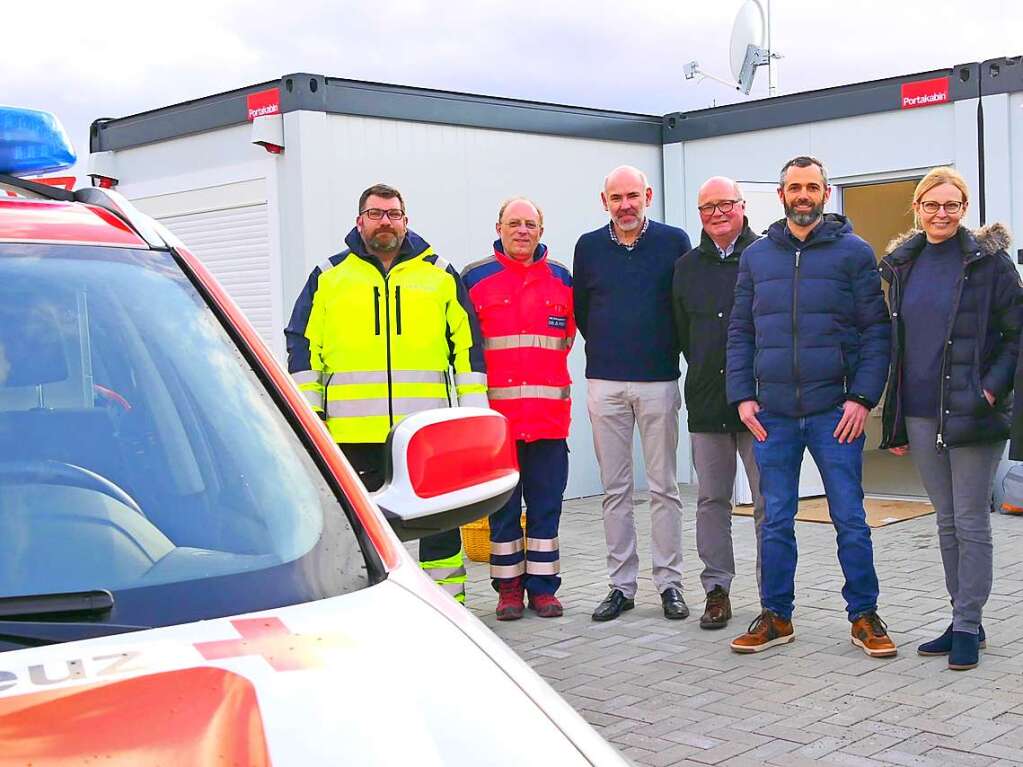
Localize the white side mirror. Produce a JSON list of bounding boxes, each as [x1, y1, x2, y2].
[[373, 407, 518, 541]]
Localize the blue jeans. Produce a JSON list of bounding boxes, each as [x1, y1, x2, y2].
[[753, 406, 879, 622]]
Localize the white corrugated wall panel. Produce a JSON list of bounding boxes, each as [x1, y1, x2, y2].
[[318, 114, 667, 499], [158, 205, 274, 346]]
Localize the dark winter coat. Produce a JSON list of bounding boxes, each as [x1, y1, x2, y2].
[[881, 223, 1022, 450], [1011, 337, 1023, 460], [672, 221, 759, 432], [726, 214, 891, 417]]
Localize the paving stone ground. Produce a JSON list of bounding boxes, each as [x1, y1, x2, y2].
[[463, 486, 1023, 766]]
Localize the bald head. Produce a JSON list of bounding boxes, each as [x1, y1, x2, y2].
[[698, 176, 742, 202], [602, 165, 653, 241], [697, 176, 746, 251], [604, 165, 649, 193]]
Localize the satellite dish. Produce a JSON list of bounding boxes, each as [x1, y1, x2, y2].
[[729, 0, 766, 82]]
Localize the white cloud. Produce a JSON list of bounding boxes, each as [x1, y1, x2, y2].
[[4, 0, 1020, 178]]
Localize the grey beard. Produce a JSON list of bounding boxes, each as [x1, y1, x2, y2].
[[785, 202, 824, 227], [369, 233, 402, 253]]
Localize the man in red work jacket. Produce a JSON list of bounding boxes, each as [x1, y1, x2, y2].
[[462, 198, 575, 620]]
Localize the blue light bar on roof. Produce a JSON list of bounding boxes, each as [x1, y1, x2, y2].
[[0, 106, 77, 177]]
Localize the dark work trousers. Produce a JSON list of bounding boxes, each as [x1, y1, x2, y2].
[[489, 439, 569, 596], [341, 442, 462, 566]]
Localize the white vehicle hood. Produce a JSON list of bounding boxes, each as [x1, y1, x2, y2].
[[0, 579, 622, 766]]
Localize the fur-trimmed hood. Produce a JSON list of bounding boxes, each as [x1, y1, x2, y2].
[[885, 222, 1012, 257]]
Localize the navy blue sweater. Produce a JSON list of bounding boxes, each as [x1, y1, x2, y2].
[[573, 219, 692, 381], [901, 237, 962, 417]]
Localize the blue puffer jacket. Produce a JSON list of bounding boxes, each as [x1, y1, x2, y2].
[[726, 214, 891, 417]]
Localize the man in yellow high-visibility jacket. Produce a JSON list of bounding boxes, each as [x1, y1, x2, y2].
[[285, 183, 488, 602]]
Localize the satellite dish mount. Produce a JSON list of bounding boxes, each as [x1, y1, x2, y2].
[[684, 0, 781, 96]]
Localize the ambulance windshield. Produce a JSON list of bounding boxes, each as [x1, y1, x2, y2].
[[0, 243, 370, 647]]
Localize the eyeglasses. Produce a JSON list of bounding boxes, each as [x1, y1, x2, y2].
[[361, 208, 405, 220], [918, 200, 965, 215], [501, 219, 540, 230], [697, 199, 742, 216]]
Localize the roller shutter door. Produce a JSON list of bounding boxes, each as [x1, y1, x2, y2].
[[158, 204, 274, 346]]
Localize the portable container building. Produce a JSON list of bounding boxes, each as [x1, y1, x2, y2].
[[89, 57, 1023, 501]]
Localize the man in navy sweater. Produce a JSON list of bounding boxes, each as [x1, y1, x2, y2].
[[574, 165, 693, 622]]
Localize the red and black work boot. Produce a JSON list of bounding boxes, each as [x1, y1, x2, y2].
[[495, 576, 525, 621], [527, 593, 564, 618]]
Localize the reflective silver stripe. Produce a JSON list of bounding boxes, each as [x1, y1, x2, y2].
[[454, 372, 487, 387], [319, 258, 337, 274], [487, 385, 570, 401], [393, 370, 447, 384], [427, 566, 466, 581], [439, 581, 466, 597], [291, 370, 321, 386], [484, 334, 571, 351], [458, 392, 489, 408], [393, 397, 448, 415], [327, 399, 390, 418], [325, 370, 446, 385], [301, 389, 324, 410], [491, 562, 526, 579], [526, 537, 559, 552], [525, 560, 560, 575], [463, 255, 498, 273], [326, 396, 449, 418], [491, 539, 524, 555], [327, 371, 389, 385], [432, 256, 451, 272]]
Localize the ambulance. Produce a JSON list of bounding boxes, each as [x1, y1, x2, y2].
[[0, 106, 625, 766]]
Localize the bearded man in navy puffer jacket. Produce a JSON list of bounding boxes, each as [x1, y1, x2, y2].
[[725, 156, 896, 658]]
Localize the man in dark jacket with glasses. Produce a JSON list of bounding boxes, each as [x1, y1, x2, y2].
[[672, 176, 764, 630]]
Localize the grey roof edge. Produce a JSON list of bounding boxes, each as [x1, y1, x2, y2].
[[90, 72, 662, 153], [90, 79, 281, 153], [87, 56, 1023, 154], [979, 56, 1023, 97], [662, 62, 985, 144]]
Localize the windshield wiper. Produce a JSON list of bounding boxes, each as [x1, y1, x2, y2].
[[0, 621, 151, 647], [0, 589, 115, 619], [0, 591, 152, 647]]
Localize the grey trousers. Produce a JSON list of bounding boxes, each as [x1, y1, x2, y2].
[[905, 417, 1003, 634], [691, 431, 764, 594], [587, 378, 684, 598]]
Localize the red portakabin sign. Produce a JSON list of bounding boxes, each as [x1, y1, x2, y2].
[[900, 77, 950, 110], [247, 88, 280, 121]]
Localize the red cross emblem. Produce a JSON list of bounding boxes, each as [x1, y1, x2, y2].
[[194, 617, 349, 672]]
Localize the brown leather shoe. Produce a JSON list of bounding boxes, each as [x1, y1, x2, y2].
[[730, 609, 794, 653], [700, 586, 732, 630], [851, 611, 897, 657]]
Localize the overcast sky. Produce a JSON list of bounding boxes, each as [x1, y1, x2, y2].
[[6, 0, 1021, 178]]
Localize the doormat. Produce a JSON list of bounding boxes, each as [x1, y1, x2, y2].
[[734, 497, 933, 528]]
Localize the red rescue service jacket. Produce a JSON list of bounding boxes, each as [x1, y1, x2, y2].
[[462, 243, 574, 441]]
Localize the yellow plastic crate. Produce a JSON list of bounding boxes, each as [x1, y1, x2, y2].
[[462, 512, 527, 563]]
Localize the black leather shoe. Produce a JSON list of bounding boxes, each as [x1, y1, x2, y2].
[[661, 587, 689, 620], [592, 589, 634, 622]]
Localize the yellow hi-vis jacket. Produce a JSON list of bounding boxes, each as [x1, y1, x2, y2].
[[286, 228, 488, 444]]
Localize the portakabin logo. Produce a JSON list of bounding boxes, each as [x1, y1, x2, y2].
[[247, 88, 281, 121], [901, 77, 950, 110]]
